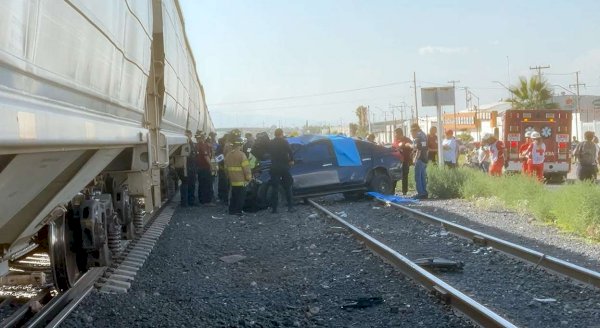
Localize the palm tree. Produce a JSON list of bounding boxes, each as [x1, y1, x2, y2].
[[508, 76, 558, 109]]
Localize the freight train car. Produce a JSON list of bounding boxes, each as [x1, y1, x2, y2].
[[0, 0, 212, 290]]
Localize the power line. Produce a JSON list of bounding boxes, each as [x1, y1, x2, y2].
[[211, 95, 405, 113], [209, 81, 412, 106], [529, 65, 550, 79]]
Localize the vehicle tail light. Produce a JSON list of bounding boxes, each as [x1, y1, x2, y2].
[[510, 141, 518, 148], [558, 142, 567, 149]]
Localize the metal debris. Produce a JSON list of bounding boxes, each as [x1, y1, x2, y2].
[[414, 257, 464, 272]]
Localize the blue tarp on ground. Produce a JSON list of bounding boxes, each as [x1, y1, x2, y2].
[[366, 191, 419, 204], [287, 134, 362, 167]]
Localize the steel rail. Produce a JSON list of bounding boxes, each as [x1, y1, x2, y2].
[[23, 267, 105, 328], [309, 200, 516, 328], [0, 290, 51, 328], [386, 201, 600, 288]]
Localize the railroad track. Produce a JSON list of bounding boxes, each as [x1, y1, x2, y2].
[[0, 200, 176, 328], [309, 198, 600, 328], [384, 200, 600, 288]]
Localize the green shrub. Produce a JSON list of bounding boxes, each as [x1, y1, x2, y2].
[[427, 165, 600, 240], [460, 170, 495, 199], [549, 182, 600, 239], [427, 166, 470, 199]]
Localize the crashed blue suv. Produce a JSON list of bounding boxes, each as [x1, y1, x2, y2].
[[250, 135, 403, 208]]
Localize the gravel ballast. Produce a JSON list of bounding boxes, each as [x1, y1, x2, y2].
[[318, 196, 600, 328], [61, 202, 474, 327]]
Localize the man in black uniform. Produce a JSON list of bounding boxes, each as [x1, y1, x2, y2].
[[268, 128, 295, 213]]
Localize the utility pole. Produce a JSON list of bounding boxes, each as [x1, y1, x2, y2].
[[448, 80, 460, 132], [529, 65, 550, 80], [413, 72, 418, 123], [367, 105, 371, 133], [570, 71, 586, 139]]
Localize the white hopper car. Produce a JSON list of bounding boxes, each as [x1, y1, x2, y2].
[[0, 0, 212, 290]]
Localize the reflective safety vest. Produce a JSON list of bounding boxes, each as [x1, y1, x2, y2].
[[224, 149, 251, 186]]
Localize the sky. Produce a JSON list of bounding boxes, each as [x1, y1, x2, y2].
[[180, 0, 600, 129]]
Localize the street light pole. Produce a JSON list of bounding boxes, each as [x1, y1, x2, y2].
[[570, 71, 586, 140], [413, 72, 419, 123], [448, 80, 460, 132]]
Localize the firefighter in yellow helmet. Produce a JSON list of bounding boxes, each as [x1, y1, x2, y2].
[[224, 137, 251, 216]]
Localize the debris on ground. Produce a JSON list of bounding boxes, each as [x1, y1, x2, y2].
[[219, 254, 247, 263], [336, 211, 348, 218], [341, 297, 384, 310], [414, 257, 464, 272]]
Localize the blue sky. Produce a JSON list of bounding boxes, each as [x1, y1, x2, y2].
[[180, 0, 600, 128]]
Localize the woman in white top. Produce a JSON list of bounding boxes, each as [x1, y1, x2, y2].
[[442, 130, 459, 168]]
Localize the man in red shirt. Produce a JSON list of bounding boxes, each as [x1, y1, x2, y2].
[[393, 128, 413, 195], [519, 131, 533, 174], [427, 126, 438, 164], [482, 133, 505, 176], [195, 131, 215, 206]]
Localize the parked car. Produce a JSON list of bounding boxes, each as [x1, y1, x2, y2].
[[246, 135, 403, 210]]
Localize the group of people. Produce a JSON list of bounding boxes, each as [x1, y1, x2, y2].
[[465, 129, 600, 182], [177, 128, 295, 216]]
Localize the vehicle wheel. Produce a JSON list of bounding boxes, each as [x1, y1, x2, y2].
[[369, 173, 393, 195], [342, 191, 364, 201]]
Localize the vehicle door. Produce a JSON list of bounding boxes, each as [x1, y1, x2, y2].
[[291, 140, 340, 194], [336, 140, 372, 188]]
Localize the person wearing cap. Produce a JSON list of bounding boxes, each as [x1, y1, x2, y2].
[[224, 137, 251, 216], [442, 129, 459, 168], [482, 133, 505, 176], [195, 131, 216, 206], [393, 128, 412, 195], [525, 131, 546, 181], [268, 128, 295, 213], [519, 131, 533, 174], [410, 123, 428, 199]]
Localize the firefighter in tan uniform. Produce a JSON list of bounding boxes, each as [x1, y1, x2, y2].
[[224, 137, 251, 216]]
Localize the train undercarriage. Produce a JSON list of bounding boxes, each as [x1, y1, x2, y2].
[[0, 147, 184, 295]]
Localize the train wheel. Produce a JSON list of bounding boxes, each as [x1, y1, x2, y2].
[[49, 213, 83, 291]]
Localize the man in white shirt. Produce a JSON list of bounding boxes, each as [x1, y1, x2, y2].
[[442, 130, 459, 168]]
